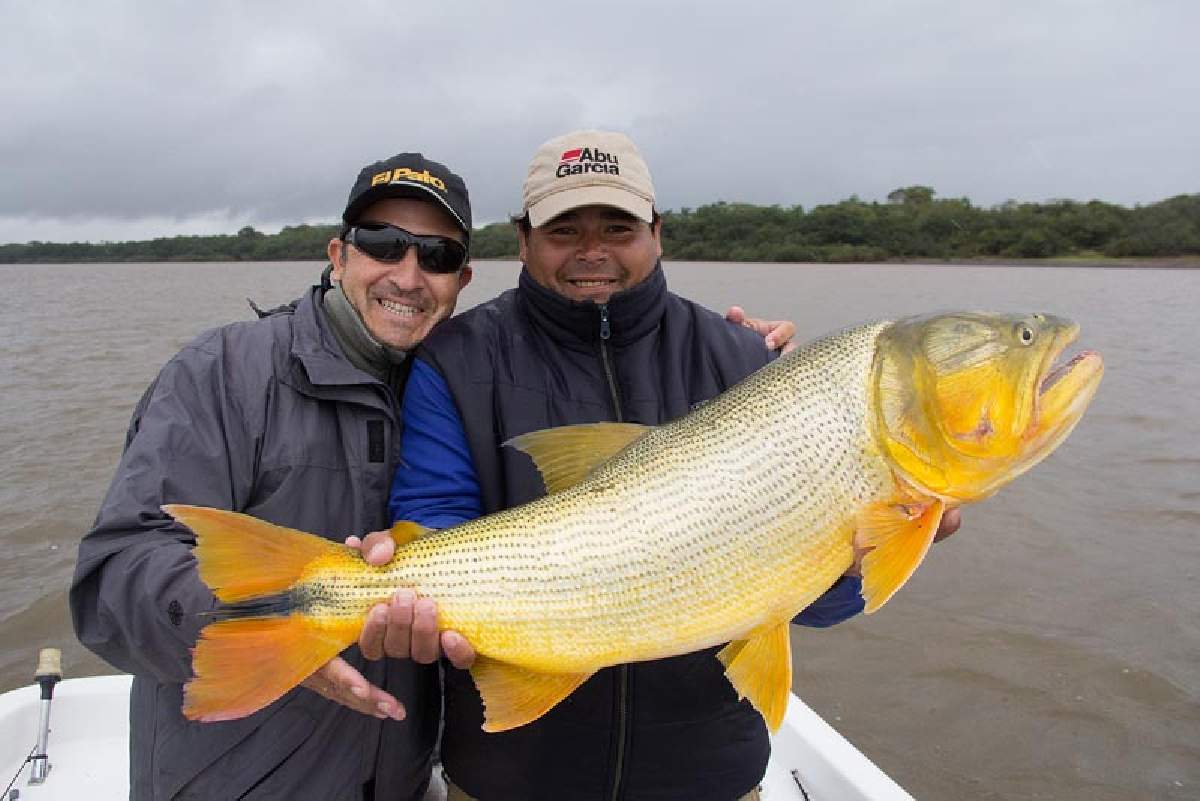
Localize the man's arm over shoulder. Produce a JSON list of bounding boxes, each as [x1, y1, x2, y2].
[[70, 333, 259, 682], [388, 357, 482, 529]]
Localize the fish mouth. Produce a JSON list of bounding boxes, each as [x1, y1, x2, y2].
[[1029, 326, 1103, 448], [1040, 349, 1099, 395]]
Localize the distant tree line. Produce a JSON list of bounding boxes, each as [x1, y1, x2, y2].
[[0, 224, 338, 264], [3, 190, 1197, 264]]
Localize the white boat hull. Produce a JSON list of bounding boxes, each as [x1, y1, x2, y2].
[[1, 676, 912, 800]]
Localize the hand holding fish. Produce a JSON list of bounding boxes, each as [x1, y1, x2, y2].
[[299, 654, 406, 720], [345, 532, 476, 668], [294, 535, 476, 720]]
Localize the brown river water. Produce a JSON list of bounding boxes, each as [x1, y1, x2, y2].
[[0, 260, 1196, 799]]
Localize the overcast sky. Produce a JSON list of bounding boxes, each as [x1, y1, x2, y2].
[[2, 0, 1196, 243]]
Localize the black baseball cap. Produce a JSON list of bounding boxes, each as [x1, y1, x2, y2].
[[342, 153, 472, 244]]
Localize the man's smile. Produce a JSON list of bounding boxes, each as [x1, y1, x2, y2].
[[378, 298, 425, 317], [568, 278, 618, 288]]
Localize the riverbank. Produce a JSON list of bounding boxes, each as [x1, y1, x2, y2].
[[894, 256, 1200, 269], [4, 193, 1198, 265]]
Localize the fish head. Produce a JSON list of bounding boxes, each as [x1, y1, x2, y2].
[[872, 311, 1103, 502]]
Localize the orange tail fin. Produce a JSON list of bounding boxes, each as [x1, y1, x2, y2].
[[164, 505, 359, 721], [164, 504, 341, 602], [184, 615, 358, 721]]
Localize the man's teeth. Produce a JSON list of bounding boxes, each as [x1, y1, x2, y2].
[[571, 280, 614, 287], [380, 299, 421, 316]]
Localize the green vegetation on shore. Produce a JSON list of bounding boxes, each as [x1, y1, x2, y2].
[[3, 189, 1197, 263]]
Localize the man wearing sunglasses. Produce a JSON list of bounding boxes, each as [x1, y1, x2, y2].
[[71, 153, 479, 801], [356, 131, 961, 801]]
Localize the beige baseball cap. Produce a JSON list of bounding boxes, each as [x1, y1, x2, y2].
[[522, 130, 656, 227]]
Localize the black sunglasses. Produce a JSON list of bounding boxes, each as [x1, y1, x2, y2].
[[344, 223, 468, 274]]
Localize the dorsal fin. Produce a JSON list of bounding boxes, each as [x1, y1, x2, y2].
[[388, 520, 431, 548], [505, 423, 649, 493]]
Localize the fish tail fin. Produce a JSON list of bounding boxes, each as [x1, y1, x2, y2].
[[164, 505, 360, 721], [164, 504, 343, 602], [184, 616, 358, 721]]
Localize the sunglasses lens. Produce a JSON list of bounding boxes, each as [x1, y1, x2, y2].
[[352, 226, 410, 261], [350, 225, 465, 274], [416, 239, 467, 274]]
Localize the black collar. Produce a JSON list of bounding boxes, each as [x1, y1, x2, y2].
[[517, 262, 668, 349]]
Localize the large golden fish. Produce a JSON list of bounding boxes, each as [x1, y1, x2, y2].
[[168, 311, 1102, 732]]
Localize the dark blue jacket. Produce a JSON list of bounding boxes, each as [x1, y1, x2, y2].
[[391, 265, 863, 801]]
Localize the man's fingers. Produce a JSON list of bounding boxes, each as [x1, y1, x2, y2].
[[382, 589, 415, 659], [732, 313, 798, 353], [345, 530, 393, 563], [301, 657, 406, 720], [374, 591, 469, 666], [319, 656, 371, 704], [724, 306, 799, 353], [765, 320, 797, 352], [361, 530, 397, 566], [934, 508, 962, 542], [324, 656, 406, 720], [441, 630, 477, 670], [359, 604, 389, 661], [410, 598, 441, 664], [322, 659, 404, 720]]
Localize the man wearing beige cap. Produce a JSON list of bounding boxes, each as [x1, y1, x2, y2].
[[371, 129, 888, 801]]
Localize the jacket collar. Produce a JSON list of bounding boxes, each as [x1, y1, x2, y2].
[[517, 261, 668, 349], [290, 283, 385, 390]]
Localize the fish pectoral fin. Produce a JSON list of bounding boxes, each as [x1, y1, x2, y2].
[[856, 498, 945, 613], [468, 657, 592, 732], [388, 520, 432, 548], [504, 423, 650, 493], [717, 622, 793, 732]]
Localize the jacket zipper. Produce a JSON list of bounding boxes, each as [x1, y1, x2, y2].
[[610, 665, 630, 801], [598, 305, 624, 421], [598, 303, 629, 801]]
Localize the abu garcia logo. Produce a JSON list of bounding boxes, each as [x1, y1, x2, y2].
[[557, 147, 620, 178]]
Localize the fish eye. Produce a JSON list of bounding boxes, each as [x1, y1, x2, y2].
[[1017, 323, 1035, 345]]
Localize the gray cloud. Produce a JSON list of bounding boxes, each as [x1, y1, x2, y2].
[[1, 0, 1196, 242]]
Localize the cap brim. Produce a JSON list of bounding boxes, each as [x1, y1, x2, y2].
[[527, 186, 654, 228], [345, 182, 470, 239]]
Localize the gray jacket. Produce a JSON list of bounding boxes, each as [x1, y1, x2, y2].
[[70, 286, 438, 800]]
